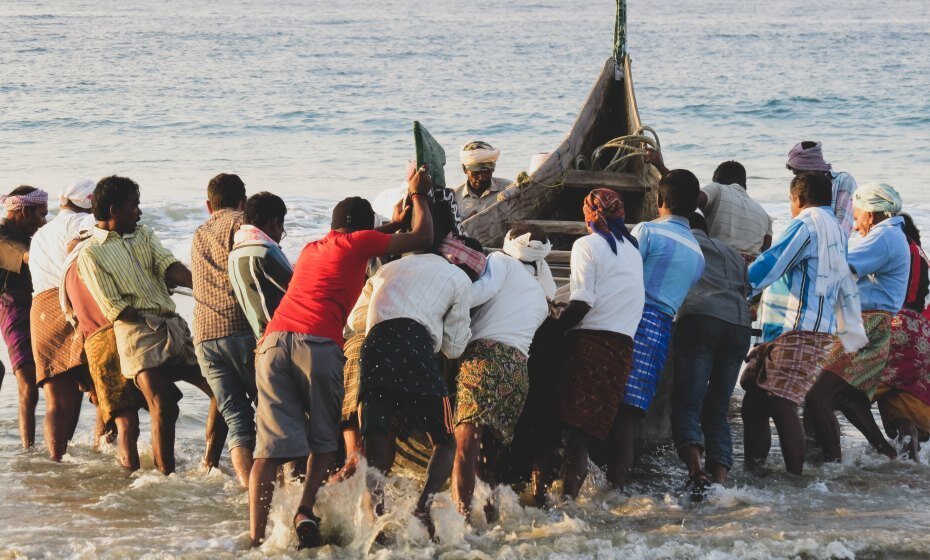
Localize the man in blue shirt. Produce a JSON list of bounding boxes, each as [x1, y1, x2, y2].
[[741, 172, 851, 475], [806, 182, 910, 463], [610, 169, 704, 491]]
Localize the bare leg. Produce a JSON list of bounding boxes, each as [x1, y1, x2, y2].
[[835, 387, 897, 459], [416, 436, 455, 537], [42, 372, 83, 461], [741, 382, 773, 468], [114, 409, 141, 470], [135, 369, 180, 475], [530, 427, 561, 508], [249, 457, 280, 547], [364, 432, 396, 518], [294, 451, 337, 522], [183, 373, 227, 470], [677, 444, 704, 478], [92, 403, 106, 452], [477, 429, 501, 522], [804, 372, 848, 462], [231, 446, 254, 488], [769, 395, 806, 475], [562, 427, 590, 500], [606, 405, 641, 491], [452, 422, 480, 516], [15, 366, 38, 448]]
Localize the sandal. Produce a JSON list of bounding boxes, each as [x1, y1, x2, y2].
[[294, 506, 322, 550], [689, 471, 711, 503]]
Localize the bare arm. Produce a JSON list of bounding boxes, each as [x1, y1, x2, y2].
[[555, 300, 591, 332], [165, 262, 193, 289], [382, 168, 434, 256], [761, 234, 772, 253], [643, 148, 669, 176]]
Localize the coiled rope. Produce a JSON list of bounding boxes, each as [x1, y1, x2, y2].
[[589, 126, 661, 173]]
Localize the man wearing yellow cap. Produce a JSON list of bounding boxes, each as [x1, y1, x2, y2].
[[454, 141, 513, 220]]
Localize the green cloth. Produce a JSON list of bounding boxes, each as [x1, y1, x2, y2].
[[414, 121, 446, 190]]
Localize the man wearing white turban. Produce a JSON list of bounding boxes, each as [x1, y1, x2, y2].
[[453, 141, 513, 221], [806, 181, 910, 463], [28, 178, 97, 461]]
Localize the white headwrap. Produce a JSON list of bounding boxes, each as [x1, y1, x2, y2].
[[503, 231, 556, 300], [852, 182, 902, 214], [59, 178, 95, 209], [459, 141, 500, 171]]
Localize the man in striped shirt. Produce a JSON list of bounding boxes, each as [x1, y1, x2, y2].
[[77, 175, 225, 475], [229, 192, 293, 339], [740, 172, 849, 475]]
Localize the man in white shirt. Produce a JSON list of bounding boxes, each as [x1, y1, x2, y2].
[[451, 226, 549, 520], [531, 189, 645, 505], [29, 178, 97, 461], [353, 234, 479, 535]]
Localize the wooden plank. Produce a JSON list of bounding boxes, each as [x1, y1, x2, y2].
[[523, 220, 588, 236], [562, 170, 649, 192], [550, 265, 570, 276], [547, 250, 571, 264]]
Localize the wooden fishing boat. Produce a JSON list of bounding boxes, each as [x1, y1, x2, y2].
[[394, 2, 675, 475]]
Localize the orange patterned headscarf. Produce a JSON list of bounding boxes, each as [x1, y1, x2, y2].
[[582, 188, 637, 253]]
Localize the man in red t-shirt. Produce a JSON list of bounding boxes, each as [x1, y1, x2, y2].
[[249, 167, 435, 550]]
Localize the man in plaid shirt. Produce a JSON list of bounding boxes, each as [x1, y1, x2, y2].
[[192, 173, 255, 487]]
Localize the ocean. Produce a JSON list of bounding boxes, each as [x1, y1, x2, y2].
[[2, 0, 930, 558]]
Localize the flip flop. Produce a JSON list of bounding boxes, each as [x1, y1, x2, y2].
[[689, 471, 711, 503], [294, 506, 322, 550]]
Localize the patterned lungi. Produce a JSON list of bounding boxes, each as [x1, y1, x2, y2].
[[741, 330, 836, 405], [874, 383, 930, 439], [623, 304, 673, 411], [31, 289, 86, 386], [559, 329, 634, 440], [85, 325, 143, 424], [823, 310, 892, 400], [359, 318, 446, 398], [0, 290, 34, 372], [340, 332, 365, 423], [455, 339, 528, 444], [881, 308, 930, 406]]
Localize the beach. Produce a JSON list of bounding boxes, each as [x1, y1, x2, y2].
[[2, 1, 930, 558]]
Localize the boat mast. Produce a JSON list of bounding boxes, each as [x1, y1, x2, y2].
[[613, 0, 626, 79]]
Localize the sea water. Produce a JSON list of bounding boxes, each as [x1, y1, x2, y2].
[[2, 1, 930, 558]]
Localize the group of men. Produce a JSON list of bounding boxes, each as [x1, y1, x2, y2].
[[0, 139, 928, 550]]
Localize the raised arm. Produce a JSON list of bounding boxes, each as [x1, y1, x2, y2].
[[381, 167, 434, 256], [469, 252, 507, 307]]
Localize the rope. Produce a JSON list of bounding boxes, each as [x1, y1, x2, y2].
[[590, 126, 661, 173]]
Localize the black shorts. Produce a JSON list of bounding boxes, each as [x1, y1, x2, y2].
[[359, 389, 454, 446]]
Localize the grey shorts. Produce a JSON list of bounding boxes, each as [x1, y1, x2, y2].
[[253, 331, 345, 460]]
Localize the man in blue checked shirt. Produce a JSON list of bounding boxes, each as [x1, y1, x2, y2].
[[609, 169, 704, 492], [740, 173, 855, 475]]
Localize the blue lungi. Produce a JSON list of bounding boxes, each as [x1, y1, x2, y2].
[[623, 304, 674, 411]]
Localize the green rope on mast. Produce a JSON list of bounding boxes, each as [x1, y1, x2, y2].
[[613, 0, 627, 62]]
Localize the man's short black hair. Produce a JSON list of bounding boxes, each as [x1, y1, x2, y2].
[[688, 212, 708, 233], [900, 212, 921, 247], [207, 173, 246, 210], [93, 175, 140, 221], [790, 172, 833, 207], [8, 185, 37, 197], [712, 161, 747, 188], [244, 192, 287, 228], [508, 223, 549, 243], [657, 169, 700, 216], [331, 196, 375, 231], [459, 235, 484, 253]]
